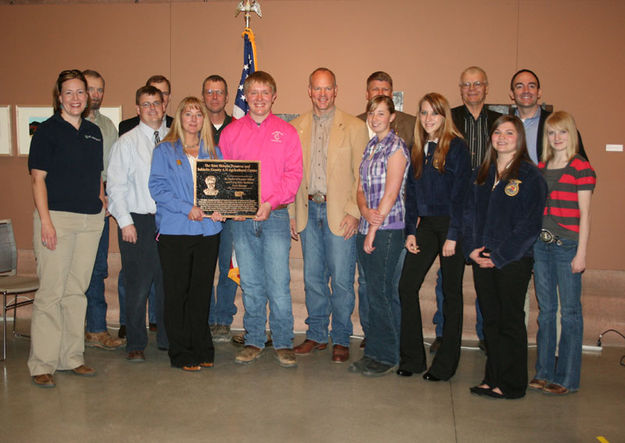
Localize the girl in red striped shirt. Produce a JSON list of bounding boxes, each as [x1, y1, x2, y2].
[[531, 111, 596, 395]]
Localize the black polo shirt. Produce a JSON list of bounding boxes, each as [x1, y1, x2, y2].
[[28, 113, 103, 214]]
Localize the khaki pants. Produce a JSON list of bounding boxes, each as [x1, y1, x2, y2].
[[28, 210, 104, 376]]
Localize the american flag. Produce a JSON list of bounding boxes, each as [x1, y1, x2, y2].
[[233, 28, 257, 119]]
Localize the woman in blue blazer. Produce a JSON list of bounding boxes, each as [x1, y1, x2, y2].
[[463, 115, 547, 399], [149, 96, 223, 371]]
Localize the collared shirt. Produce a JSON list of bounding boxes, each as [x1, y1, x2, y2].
[[516, 107, 541, 164], [87, 110, 118, 182], [358, 130, 409, 234], [107, 120, 168, 228], [459, 105, 489, 169], [309, 108, 334, 195], [28, 113, 103, 214], [219, 113, 303, 209]]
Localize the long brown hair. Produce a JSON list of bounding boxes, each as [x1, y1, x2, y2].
[[411, 93, 462, 179], [475, 115, 531, 185], [162, 96, 216, 159]]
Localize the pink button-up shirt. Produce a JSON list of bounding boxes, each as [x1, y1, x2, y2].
[[219, 113, 303, 210]]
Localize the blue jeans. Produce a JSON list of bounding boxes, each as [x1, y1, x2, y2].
[[119, 272, 157, 325], [231, 209, 294, 350], [300, 201, 356, 347], [357, 248, 404, 339], [85, 216, 110, 332], [433, 267, 484, 340], [533, 238, 583, 391], [357, 229, 404, 366], [209, 220, 238, 326]]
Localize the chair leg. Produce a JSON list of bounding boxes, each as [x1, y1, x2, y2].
[[2, 291, 7, 361]]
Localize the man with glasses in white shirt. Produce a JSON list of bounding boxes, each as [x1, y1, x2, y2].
[[107, 85, 169, 362]]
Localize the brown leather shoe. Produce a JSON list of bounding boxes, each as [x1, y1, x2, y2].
[[72, 364, 96, 377], [331, 344, 349, 363], [182, 364, 201, 372], [293, 339, 328, 355], [32, 374, 55, 388], [543, 383, 570, 395], [529, 378, 547, 390], [199, 362, 214, 368], [85, 331, 124, 350], [127, 350, 146, 362]]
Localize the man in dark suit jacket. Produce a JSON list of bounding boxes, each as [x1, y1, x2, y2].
[[451, 66, 501, 170], [356, 71, 416, 150], [118, 74, 173, 135], [509, 69, 587, 162]]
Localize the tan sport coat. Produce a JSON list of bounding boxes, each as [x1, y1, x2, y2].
[[289, 108, 368, 236]]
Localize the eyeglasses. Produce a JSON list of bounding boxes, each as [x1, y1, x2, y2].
[[140, 101, 162, 109], [460, 81, 486, 89], [205, 89, 225, 96]]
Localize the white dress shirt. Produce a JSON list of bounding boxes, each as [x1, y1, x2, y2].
[[107, 119, 168, 228]]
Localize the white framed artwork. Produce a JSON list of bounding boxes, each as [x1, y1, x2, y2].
[[16, 106, 52, 156], [0, 106, 11, 156], [100, 106, 122, 130]]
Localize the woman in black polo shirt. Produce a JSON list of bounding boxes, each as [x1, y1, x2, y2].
[[27, 69, 105, 388]]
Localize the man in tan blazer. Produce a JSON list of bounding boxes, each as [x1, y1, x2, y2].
[[289, 67, 368, 363]]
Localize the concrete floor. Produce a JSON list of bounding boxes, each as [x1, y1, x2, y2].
[[1, 327, 624, 443]]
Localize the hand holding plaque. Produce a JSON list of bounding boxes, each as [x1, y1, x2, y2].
[[195, 160, 260, 218]]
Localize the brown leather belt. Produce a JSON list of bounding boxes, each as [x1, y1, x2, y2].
[[275, 204, 288, 210]]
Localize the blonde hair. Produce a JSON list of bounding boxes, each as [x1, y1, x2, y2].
[[541, 111, 579, 163], [162, 97, 216, 159], [411, 93, 462, 178]]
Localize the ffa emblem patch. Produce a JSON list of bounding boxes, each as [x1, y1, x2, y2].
[[504, 179, 522, 197], [176, 159, 182, 165]]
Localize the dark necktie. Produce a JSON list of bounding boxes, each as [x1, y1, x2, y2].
[[154, 130, 160, 144]]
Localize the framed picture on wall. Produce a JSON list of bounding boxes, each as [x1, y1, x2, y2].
[[0, 106, 11, 156], [16, 105, 123, 156], [100, 106, 122, 131], [16, 106, 53, 156]]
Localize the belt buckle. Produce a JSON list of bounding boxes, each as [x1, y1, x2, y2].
[[312, 192, 325, 204], [540, 229, 554, 244]]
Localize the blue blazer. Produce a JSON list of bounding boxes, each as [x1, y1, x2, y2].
[[405, 136, 471, 241], [462, 161, 547, 268], [149, 140, 223, 237]]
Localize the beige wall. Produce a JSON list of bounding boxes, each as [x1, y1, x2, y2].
[[1, 0, 624, 269]]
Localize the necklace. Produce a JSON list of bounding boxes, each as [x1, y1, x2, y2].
[[183, 141, 199, 149]]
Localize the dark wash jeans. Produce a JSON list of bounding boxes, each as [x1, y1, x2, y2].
[[357, 229, 404, 366]]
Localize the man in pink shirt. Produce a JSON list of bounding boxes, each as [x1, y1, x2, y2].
[[219, 71, 303, 368]]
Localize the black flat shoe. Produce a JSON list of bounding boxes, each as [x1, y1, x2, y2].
[[396, 369, 413, 377], [485, 389, 505, 399], [470, 386, 491, 396], [422, 371, 441, 382]]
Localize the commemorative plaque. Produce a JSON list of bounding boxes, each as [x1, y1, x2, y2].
[[195, 160, 260, 218]]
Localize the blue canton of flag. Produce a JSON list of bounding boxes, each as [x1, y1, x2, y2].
[[233, 29, 257, 119]]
